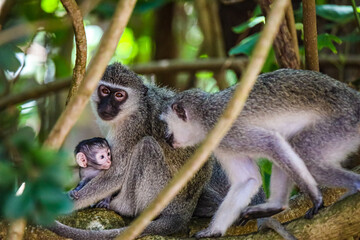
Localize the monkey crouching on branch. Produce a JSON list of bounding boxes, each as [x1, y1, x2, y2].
[[161, 69, 360, 238], [69, 137, 113, 209]]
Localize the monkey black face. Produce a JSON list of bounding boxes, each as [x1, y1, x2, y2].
[[97, 84, 128, 121]]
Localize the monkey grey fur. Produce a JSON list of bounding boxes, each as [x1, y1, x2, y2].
[[161, 69, 360, 238], [48, 63, 224, 239]]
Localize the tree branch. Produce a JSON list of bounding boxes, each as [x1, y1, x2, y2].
[[115, 0, 290, 239], [0, 79, 71, 110], [258, 0, 300, 69], [60, 0, 87, 105], [43, 0, 137, 150], [303, 0, 319, 71], [2, 55, 360, 110]]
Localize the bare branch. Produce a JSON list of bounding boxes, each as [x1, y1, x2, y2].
[[60, 0, 87, 104], [0, 79, 71, 110], [2, 55, 360, 109], [303, 0, 319, 71], [285, 1, 300, 65], [43, 0, 137, 150], [115, 0, 290, 239], [351, 0, 360, 32], [258, 0, 299, 69], [7, 218, 26, 240]]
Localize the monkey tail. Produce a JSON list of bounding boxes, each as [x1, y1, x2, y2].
[[48, 220, 124, 240]]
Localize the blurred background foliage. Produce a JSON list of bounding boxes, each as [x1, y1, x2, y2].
[[0, 0, 360, 224]]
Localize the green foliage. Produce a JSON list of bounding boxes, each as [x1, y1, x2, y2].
[[317, 33, 342, 53], [41, 0, 60, 14], [0, 115, 73, 225], [316, 4, 360, 24], [229, 33, 260, 56], [0, 43, 22, 72], [232, 16, 265, 34], [258, 159, 272, 198]]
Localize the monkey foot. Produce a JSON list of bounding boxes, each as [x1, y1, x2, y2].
[[304, 200, 324, 219], [193, 227, 222, 239], [68, 190, 79, 200], [238, 206, 285, 226]]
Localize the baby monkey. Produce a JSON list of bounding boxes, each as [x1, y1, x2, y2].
[[69, 137, 112, 208], [161, 69, 360, 238]]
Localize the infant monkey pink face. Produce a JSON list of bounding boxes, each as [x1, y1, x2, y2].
[[95, 147, 111, 169]]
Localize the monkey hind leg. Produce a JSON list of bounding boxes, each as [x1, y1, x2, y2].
[[290, 120, 360, 198], [240, 128, 323, 219]]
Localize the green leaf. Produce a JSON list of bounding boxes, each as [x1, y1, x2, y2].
[[316, 4, 359, 23], [317, 33, 342, 53], [232, 16, 265, 34], [41, 0, 60, 13], [229, 33, 260, 56]]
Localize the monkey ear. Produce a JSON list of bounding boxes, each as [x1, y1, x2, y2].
[[172, 103, 187, 122], [76, 152, 88, 168]]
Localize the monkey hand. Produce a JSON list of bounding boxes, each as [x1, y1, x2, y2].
[[94, 197, 111, 209], [193, 227, 222, 239], [68, 190, 79, 200]]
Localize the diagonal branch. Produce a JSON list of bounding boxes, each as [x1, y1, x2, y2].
[[43, 0, 137, 150], [115, 0, 290, 239], [60, 0, 87, 105]]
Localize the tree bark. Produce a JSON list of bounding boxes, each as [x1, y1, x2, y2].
[[303, 0, 319, 71], [60, 0, 87, 105], [258, 0, 300, 69]]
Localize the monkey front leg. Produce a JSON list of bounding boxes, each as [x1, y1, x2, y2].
[[194, 157, 262, 238]]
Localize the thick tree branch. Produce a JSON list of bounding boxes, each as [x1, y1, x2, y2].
[[60, 0, 87, 104], [115, 0, 290, 239], [303, 0, 319, 71], [43, 0, 137, 150]]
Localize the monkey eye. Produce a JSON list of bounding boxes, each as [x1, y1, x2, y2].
[[99, 85, 110, 96], [172, 103, 187, 122], [101, 155, 104, 159], [107, 152, 110, 156], [115, 90, 127, 101]]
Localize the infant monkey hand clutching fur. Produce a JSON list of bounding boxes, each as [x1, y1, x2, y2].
[[69, 137, 113, 209], [161, 69, 360, 238]]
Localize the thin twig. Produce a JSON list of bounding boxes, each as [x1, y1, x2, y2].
[[285, 1, 300, 65], [0, 79, 71, 110], [115, 0, 290, 239], [303, 0, 319, 71], [43, 0, 137, 150], [60, 0, 87, 105], [351, 0, 360, 32]]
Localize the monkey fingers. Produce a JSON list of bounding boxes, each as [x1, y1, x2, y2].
[[304, 200, 324, 219], [94, 198, 111, 209], [238, 206, 285, 226], [193, 227, 222, 239]]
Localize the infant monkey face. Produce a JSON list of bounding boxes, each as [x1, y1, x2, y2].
[[95, 147, 111, 169]]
